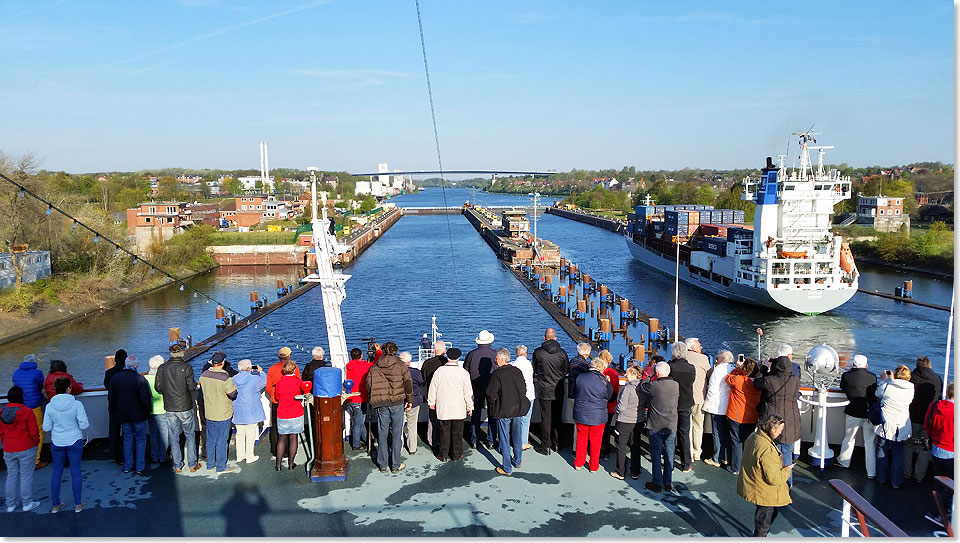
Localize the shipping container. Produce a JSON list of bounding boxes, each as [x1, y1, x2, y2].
[[703, 237, 727, 256], [727, 226, 753, 242], [651, 221, 665, 235], [697, 224, 720, 237]]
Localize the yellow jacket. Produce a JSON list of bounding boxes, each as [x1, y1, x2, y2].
[[737, 429, 793, 507]]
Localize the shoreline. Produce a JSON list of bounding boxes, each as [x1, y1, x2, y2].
[[855, 256, 953, 280], [0, 265, 218, 347]]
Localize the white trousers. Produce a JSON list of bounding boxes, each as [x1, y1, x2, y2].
[[837, 415, 876, 477], [690, 403, 705, 461], [235, 423, 259, 463]]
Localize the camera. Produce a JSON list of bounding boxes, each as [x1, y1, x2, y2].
[[737, 353, 745, 364]]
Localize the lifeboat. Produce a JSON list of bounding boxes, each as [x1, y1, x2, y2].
[[778, 250, 807, 258], [839, 242, 856, 278]]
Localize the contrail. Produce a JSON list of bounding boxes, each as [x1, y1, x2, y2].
[[101, 0, 330, 68]]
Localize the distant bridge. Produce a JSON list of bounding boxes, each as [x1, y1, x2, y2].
[[400, 205, 533, 215], [349, 169, 555, 177]]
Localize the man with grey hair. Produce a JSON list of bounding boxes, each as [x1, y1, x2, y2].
[[638, 361, 680, 492], [837, 354, 878, 476], [486, 348, 530, 475], [684, 337, 710, 464], [108, 356, 152, 475], [144, 355, 169, 465], [532, 329, 569, 455], [301, 346, 330, 385], [401, 352, 425, 455], [512, 345, 535, 450], [667, 341, 696, 472], [421, 341, 447, 449], [702, 350, 735, 468]]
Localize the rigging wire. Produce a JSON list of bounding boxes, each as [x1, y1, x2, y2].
[[415, 0, 461, 301], [0, 171, 311, 353]]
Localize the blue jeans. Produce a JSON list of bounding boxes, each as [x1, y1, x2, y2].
[[50, 438, 83, 506], [166, 410, 198, 470], [777, 442, 794, 487], [344, 403, 366, 448], [496, 417, 523, 474], [148, 414, 170, 462], [710, 414, 729, 464], [876, 438, 905, 487], [727, 419, 756, 473], [648, 428, 676, 487], [518, 403, 533, 447], [375, 404, 404, 470], [122, 421, 147, 472], [205, 418, 232, 472]]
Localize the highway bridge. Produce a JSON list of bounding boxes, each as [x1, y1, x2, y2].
[[349, 169, 555, 177]]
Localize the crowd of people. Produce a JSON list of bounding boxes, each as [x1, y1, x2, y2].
[[0, 329, 953, 536]]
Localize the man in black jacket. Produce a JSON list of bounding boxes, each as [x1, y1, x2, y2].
[[108, 356, 152, 474], [836, 354, 878, 477], [154, 344, 200, 473], [667, 341, 696, 472], [531, 329, 570, 455], [421, 341, 447, 450], [905, 355, 943, 483], [753, 344, 802, 486], [103, 348, 128, 464], [301, 346, 330, 384], [464, 330, 498, 449], [486, 348, 531, 476]]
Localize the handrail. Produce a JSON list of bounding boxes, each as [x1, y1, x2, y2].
[[829, 479, 908, 537], [932, 476, 954, 537]]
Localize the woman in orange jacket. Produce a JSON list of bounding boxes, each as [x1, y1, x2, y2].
[[725, 358, 761, 474]]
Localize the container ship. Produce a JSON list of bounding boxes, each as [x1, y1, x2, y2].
[[624, 132, 859, 314]]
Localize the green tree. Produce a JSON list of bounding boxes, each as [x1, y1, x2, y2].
[[222, 177, 241, 195]]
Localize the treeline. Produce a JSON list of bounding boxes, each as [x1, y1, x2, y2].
[[849, 222, 953, 272]]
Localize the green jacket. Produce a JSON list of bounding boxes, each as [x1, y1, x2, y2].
[[144, 373, 165, 415], [737, 429, 793, 507], [199, 367, 238, 422]]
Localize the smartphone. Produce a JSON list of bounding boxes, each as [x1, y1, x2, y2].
[[737, 353, 745, 364]]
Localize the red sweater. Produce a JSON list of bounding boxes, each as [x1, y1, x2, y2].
[[604, 368, 621, 414], [924, 399, 954, 453], [345, 359, 374, 403], [266, 361, 301, 404], [275, 375, 312, 419], [0, 402, 40, 453], [44, 371, 84, 399]]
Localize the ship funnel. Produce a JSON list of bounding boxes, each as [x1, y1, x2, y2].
[[764, 156, 775, 170]]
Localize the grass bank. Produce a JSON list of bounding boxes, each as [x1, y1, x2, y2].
[[842, 222, 953, 275]]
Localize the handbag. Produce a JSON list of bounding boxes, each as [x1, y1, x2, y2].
[[866, 400, 884, 426]]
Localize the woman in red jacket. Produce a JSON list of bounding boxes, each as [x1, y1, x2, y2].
[[43, 360, 84, 400], [1, 386, 41, 512], [274, 360, 312, 471], [924, 381, 954, 526]]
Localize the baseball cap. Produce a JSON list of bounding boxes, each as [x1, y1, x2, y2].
[[278, 347, 292, 358]]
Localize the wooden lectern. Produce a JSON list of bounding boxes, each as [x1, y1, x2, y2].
[[309, 393, 356, 482]]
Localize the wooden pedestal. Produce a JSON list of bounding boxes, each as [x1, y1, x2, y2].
[[309, 396, 349, 482]]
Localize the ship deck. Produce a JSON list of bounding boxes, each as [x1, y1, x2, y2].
[[2, 430, 941, 537]]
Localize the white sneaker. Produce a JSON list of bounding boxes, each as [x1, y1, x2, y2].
[[22, 501, 40, 512], [6, 503, 17, 513], [247, 456, 259, 463]]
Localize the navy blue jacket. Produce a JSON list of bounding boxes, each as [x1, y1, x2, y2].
[[464, 344, 497, 392], [567, 355, 591, 399], [573, 369, 614, 426], [12, 361, 44, 408], [409, 367, 426, 406], [108, 368, 153, 424]]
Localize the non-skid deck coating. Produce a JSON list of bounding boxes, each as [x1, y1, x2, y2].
[[1, 435, 940, 537]]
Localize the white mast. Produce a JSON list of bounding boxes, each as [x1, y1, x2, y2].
[[303, 167, 351, 371]]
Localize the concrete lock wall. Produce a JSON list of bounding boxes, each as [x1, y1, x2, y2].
[[209, 245, 309, 266], [0, 251, 52, 289]]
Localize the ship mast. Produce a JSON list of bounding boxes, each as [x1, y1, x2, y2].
[[303, 167, 351, 371]]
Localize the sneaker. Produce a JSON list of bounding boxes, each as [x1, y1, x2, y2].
[[925, 513, 945, 528], [574, 465, 583, 471], [217, 467, 237, 474], [6, 504, 16, 513], [703, 459, 721, 467], [496, 467, 512, 476], [522, 444, 532, 451], [74, 503, 85, 513], [610, 471, 625, 480], [379, 467, 388, 473], [22, 501, 40, 512], [391, 463, 406, 473], [631, 473, 640, 480], [681, 466, 692, 473], [50, 503, 65, 514], [247, 456, 259, 463]]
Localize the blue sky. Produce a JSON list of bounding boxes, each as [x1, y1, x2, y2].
[[0, 1, 953, 174]]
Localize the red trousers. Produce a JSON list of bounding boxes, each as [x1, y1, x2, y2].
[[574, 423, 604, 472]]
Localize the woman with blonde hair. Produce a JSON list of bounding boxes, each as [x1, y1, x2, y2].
[[572, 350, 614, 472], [610, 364, 643, 480], [874, 364, 915, 488]]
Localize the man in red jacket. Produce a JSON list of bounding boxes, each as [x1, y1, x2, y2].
[[344, 348, 373, 450], [1, 386, 42, 512], [924, 382, 954, 529]]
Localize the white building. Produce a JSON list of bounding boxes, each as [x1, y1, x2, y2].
[[238, 176, 273, 193], [263, 198, 294, 220], [0, 251, 52, 289]]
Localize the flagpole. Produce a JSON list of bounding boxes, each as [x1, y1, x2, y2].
[[674, 240, 680, 341]]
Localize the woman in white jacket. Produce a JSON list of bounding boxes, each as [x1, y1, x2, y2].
[[427, 348, 473, 463], [874, 365, 914, 488], [42, 377, 90, 513], [702, 350, 736, 468]]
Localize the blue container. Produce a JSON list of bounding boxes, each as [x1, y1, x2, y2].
[[651, 221, 665, 235], [313, 367, 343, 398], [703, 237, 727, 256]]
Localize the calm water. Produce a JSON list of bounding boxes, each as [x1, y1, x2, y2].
[[0, 188, 952, 386]]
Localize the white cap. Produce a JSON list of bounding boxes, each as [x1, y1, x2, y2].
[[852, 354, 868, 368]]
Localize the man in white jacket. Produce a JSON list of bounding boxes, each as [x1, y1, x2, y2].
[[702, 350, 735, 468], [511, 345, 535, 451], [427, 348, 473, 462]]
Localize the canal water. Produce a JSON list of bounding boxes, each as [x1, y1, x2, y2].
[[0, 188, 952, 387]]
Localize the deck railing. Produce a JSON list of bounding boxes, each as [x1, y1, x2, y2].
[[829, 479, 908, 537]]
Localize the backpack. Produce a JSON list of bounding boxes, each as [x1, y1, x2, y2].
[[866, 399, 884, 426]]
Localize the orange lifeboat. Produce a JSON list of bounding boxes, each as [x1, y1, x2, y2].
[[778, 250, 807, 258], [840, 242, 855, 275]]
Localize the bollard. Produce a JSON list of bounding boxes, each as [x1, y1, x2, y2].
[[600, 284, 608, 299], [187, 335, 193, 348], [576, 299, 587, 320], [632, 343, 645, 364], [250, 291, 259, 313], [649, 318, 659, 342], [619, 298, 631, 320], [599, 318, 611, 345], [169, 327, 180, 344], [216, 305, 226, 329], [105, 355, 116, 371]]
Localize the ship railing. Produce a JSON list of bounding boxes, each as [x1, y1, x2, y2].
[[829, 479, 908, 537]]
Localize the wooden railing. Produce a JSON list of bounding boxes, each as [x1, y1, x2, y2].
[[931, 476, 954, 537], [829, 479, 908, 537]]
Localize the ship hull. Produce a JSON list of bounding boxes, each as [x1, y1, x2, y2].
[[625, 236, 856, 314]]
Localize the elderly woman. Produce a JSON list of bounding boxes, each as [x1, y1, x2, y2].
[[725, 357, 761, 475], [610, 365, 643, 480], [232, 359, 267, 464], [738, 414, 794, 537], [143, 356, 169, 464], [274, 360, 312, 471], [573, 350, 615, 472], [874, 364, 915, 488], [702, 350, 735, 469]]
